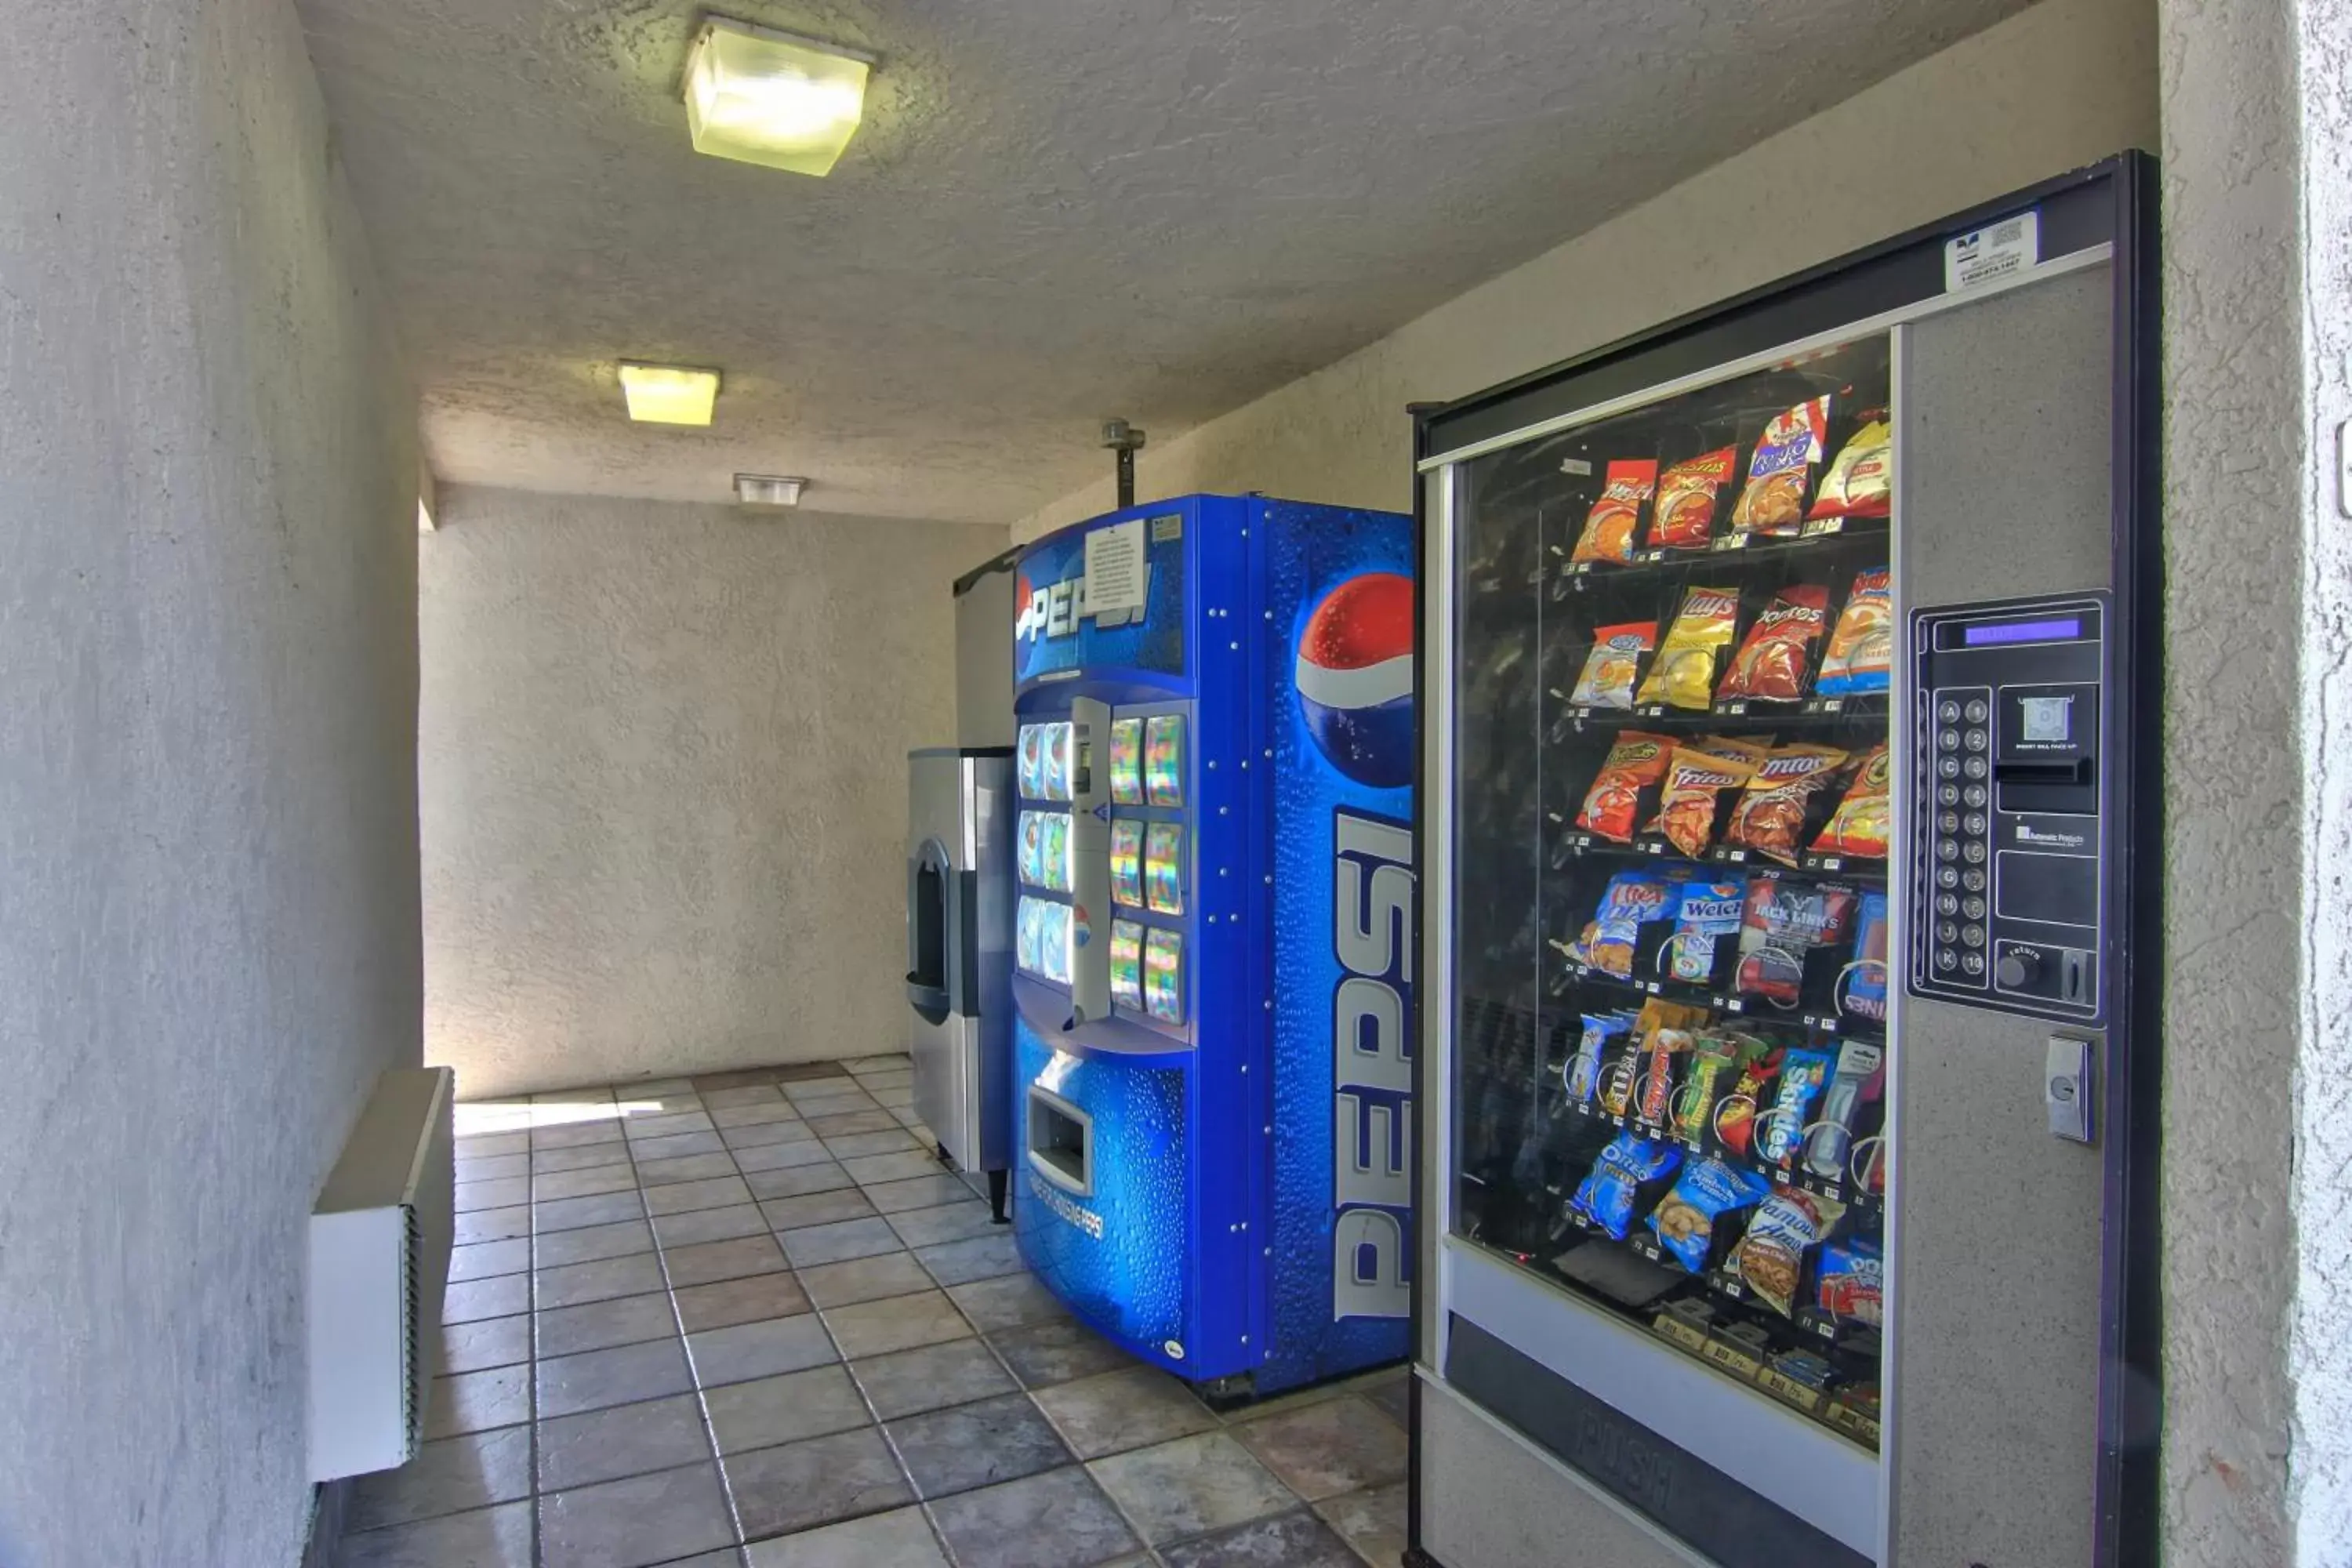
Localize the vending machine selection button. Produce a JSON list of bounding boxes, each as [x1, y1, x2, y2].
[[1965, 812, 1989, 835], [1964, 784, 1988, 808], [1940, 811, 1961, 833], [1962, 925, 1986, 949], [1939, 920, 1959, 944], [1962, 952, 1987, 976], [1965, 755, 1990, 779], [1963, 842, 1987, 865], [1937, 893, 1959, 916], [1940, 757, 1963, 779], [1938, 866, 1961, 889], [1938, 838, 1961, 862], [1965, 699, 1991, 724], [1937, 949, 1960, 972], [1939, 699, 1963, 724], [1962, 896, 1987, 920], [1962, 869, 1987, 893], [1940, 783, 1962, 807], [1965, 728, 1990, 753]]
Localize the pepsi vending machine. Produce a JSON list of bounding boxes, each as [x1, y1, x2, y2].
[[1009, 493, 1414, 1398]]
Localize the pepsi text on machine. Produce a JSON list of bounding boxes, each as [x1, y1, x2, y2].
[[1015, 559, 1153, 643], [1332, 808, 1413, 1319]]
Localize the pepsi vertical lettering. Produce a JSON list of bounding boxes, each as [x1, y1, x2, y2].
[[1333, 808, 1413, 1319]]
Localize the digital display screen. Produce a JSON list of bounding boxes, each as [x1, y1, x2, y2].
[[2019, 695, 2073, 743], [1963, 616, 2081, 647]]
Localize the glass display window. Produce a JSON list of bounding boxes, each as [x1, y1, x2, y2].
[[1109, 919, 1145, 1010]]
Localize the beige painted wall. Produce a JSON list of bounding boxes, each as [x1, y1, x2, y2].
[[421, 488, 1007, 1099], [1015, 0, 2157, 542]]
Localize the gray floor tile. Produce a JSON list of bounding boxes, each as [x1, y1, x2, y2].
[[634, 1151, 741, 1187], [644, 1175, 755, 1216], [702, 1364, 872, 1454], [687, 1312, 839, 1388], [347, 1427, 533, 1531], [532, 1163, 638, 1203], [822, 1289, 972, 1360], [535, 1290, 680, 1359], [534, 1142, 639, 1175], [860, 1174, 977, 1214], [437, 1314, 533, 1376], [455, 1204, 532, 1247], [795, 1251, 936, 1310], [624, 1110, 717, 1142], [1088, 1432, 1295, 1545], [535, 1084, 615, 1104], [840, 1151, 938, 1185], [803, 1109, 900, 1138], [734, 1137, 833, 1174], [757, 1189, 874, 1232], [338, 1498, 534, 1568], [534, 1120, 628, 1152], [1313, 1482, 1407, 1568], [844, 1054, 911, 1073], [456, 1152, 529, 1185], [848, 1338, 1018, 1421], [535, 1190, 648, 1232], [884, 1200, 1000, 1250], [692, 1068, 782, 1092], [538, 1460, 735, 1568], [1158, 1508, 1360, 1568], [779, 1217, 902, 1268], [892, 1106, 929, 1130], [456, 1176, 531, 1213], [537, 1337, 694, 1420], [887, 1392, 1073, 1500], [724, 1427, 912, 1541], [652, 1553, 748, 1568], [771, 1063, 854, 1083], [456, 1131, 530, 1160], [702, 1083, 787, 1109], [426, 1364, 532, 1439], [913, 1232, 1024, 1287], [630, 1129, 728, 1163], [1365, 1370, 1410, 1428], [852, 1065, 912, 1087], [653, 1203, 770, 1248], [741, 1504, 946, 1568], [988, 1318, 1134, 1389], [743, 1166, 856, 1207], [1229, 1394, 1406, 1501], [538, 1251, 666, 1310], [535, 1391, 713, 1494], [783, 1081, 873, 1106], [535, 1218, 657, 1269], [618, 1077, 696, 1098], [946, 1272, 1070, 1334], [822, 1130, 925, 1161], [673, 1272, 814, 1334], [444, 1272, 530, 1326], [663, 1233, 787, 1288], [925, 1465, 1140, 1568], [1034, 1367, 1220, 1460], [719, 1112, 811, 1145], [449, 1239, 532, 1283]]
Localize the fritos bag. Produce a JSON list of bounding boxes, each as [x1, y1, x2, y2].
[[1650, 747, 1759, 857], [1813, 742, 1890, 858], [1716, 584, 1830, 703], [1568, 620, 1656, 709], [1573, 731, 1673, 842], [1570, 459, 1661, 564], [1731, 397, 1830, 535], [1727, 744, 1849, 866], [1649, 445, 1740, 550], [1809, 417, 1892, 521], [1816, 567, 1892, 696], [1635, 586, 1741, 710]]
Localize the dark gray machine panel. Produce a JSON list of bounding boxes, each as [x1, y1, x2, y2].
[[1908, 594, 2111, 1024]]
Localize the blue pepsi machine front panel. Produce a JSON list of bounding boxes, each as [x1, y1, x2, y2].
[[1009, 494, 1411, 1394]]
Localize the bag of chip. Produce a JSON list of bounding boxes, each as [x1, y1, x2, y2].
[[1731, 397, 1831, 535], [1838, 891, 1890, 1025], [1659, 877, 1746, 985], [1635, 586, 1741, 710], [1569, 459, 1661, 564], [1733, 1187, 1846, 1316], [1568, 620, 1657, 709], [1726, 744, 1849, 866], [1734, 874, 1859, 1008], [1809, 416, 1892, 521], [1573, 731, 1674, 842], [1813, 742, 1890, 859], [1710, 1044, 1784, 1160], [1815, 568, 1892, 696], [1804, 1038, 1885, 1180], [1570, 1131, 1684, 1240], [1758, 1045, 1834, 1167], [1648, 747, 1758, 857], [1648, 1157, 1773, 1272], [1648, 445, 1740, 550], [1716, 585, 1831, 703], [1565, 1011, 1634, 1105], [1566, 869, 1676, 975], [1815, 1237, 1884, 1327]]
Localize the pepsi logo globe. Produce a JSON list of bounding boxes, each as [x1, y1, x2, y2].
[[1295, 572, 1414, 788]]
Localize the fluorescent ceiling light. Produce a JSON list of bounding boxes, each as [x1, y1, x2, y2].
[[683, 18, 873, 177], [618, 362, 720, 426], [735, 474, 807, 507]]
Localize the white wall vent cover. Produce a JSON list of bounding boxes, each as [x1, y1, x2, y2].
[[308, 1067, 456, 1482]]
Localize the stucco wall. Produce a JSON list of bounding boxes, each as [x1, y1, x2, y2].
[[420, 488, 1004, 1098], [1014, 0, 2158, 542], [0, 0, 422, 1563]]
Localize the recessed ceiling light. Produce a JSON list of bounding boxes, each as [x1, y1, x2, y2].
[[618, 362, 720, 426], [683, 18, 873, 178], [735, 474, 807, 507]]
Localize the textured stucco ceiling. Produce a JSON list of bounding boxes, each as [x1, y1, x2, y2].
[[298, 0, 2028, 524]]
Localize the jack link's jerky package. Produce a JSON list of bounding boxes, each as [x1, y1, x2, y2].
[[1733, 1186, 1847, 1317], [1635, 586, 1743, 710], [1570, 459, 1661, 565], [1813, 742, 1891, 859], [1727, 744, 1850, 866], [1569, 620, 1657, 710], [1815, 567, 1893, 697], [1649, 445, 1740, 550], [1731, 397, 1831, 536], [1809, 416, 1893, 521], [1571, 1131, 1685, 1240], [1734, 873, 1859, 1008], [1648, 1157, 1773, 1273], [1575, 731, 1675, 842], [1717, 584, 1831, 704]]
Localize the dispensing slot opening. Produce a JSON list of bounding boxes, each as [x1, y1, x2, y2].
[[1027, 1087, 1093, 1196]]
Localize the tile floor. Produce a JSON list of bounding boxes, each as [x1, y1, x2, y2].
[[339, 1054, 1409, 1568]]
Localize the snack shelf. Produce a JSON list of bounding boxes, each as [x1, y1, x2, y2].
[[1542, 824, 1889, 883], [1548, 514, 1889, 590], [1547, 694, 1886, 734], [1550, 957, 1835, 1026]]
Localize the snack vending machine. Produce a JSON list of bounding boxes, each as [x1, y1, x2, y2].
[[1009, 492, 1415, 1398], [1411, 155, 2158, 1567]]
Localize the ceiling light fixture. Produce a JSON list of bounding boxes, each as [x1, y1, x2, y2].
[[618, 361, 721, 426], [734, 474, 807, 508], [683, 18, 873, 177]]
